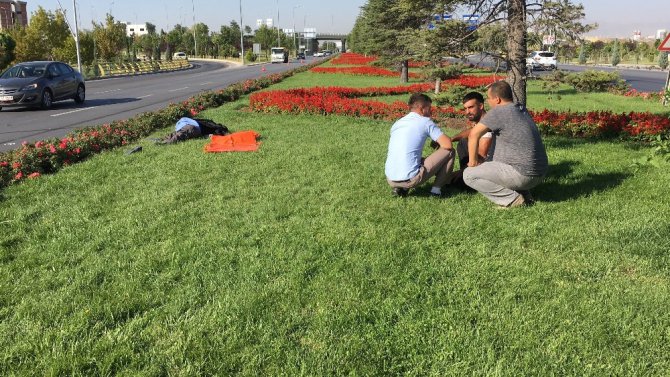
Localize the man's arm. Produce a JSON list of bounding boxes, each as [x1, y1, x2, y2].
[[467, 123, 491, 167], [478, 136, 492, 160], [436, 134, 453, 150], [451, 128, 471, 143]]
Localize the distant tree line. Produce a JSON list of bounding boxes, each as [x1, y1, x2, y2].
[[0, 6, 315, 71]]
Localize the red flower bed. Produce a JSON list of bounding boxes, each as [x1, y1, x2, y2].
[[249, 84, 670, 140], [311, 66, 422, 78], [531, 109, 670, 138], [408, 61, 430, 68], [249, 86, 460, 121], [330, 53, 378, 65]]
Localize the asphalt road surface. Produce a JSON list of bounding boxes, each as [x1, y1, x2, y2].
[[466, 54, 668, 92], [0, 58, 317, 152]]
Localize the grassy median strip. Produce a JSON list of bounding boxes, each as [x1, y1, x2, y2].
[[1, 74, 669, 374]]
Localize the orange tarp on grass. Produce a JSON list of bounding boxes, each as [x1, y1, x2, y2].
[[204, 131, 261, 152]]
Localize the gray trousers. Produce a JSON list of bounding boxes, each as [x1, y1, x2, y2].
[[463, 161, 544, 206], [388, 148, 455, 190]]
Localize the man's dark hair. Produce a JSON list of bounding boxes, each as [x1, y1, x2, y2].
[[488, 80, 514, 102], [462, 91, 484, 104], [408, 93, 432, 109]]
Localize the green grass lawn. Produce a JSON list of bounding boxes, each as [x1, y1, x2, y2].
[[1, 72, 670, 374]]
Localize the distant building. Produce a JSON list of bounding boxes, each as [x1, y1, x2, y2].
[[0, 0, 28, 30], [632, 30, 642, 42], [126, 23, 149, 37], [657, 29, 668, 40]]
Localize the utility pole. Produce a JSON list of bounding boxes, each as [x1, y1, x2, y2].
[[292, 5, 300, 56], [240, 0, 244, 64], [72, 0, 82, 76], [191, 0, 197, 57], [276, 0, 280, 46]]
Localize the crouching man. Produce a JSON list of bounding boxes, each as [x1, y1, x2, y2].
[[464, 81, 548, 208], [385, 93, 456, 197]]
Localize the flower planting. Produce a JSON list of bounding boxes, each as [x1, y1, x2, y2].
[[330, 53, 378, 65], [311, 66, 422, 78], [531, 109, 670, 138], [249, 84, 670, 140]]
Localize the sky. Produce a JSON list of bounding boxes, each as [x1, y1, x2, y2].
[[22, 0, 670, 38]]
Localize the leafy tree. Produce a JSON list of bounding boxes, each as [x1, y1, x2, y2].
[[659, 51, 669, 70], [92, 14, 127, 61], [193, 22, 210, 57], [9, 7, 69, 62], [0, 32, 16, 70], [474, 0, 594, 106], [475, 23, 507, 60], [610, 39, 620, 66], [578, 43, 586, 64]]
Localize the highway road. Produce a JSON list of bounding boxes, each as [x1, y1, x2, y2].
[[465, 54, 668, 92], [0, 58, 315, 152]]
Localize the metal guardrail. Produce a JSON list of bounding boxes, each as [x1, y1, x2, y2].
[[93, 59, 190, 78]]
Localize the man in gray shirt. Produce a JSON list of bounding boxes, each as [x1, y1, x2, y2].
[[463, 81, 548, 208]]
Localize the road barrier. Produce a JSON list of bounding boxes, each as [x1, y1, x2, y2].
[[93, 59, 190, 79]]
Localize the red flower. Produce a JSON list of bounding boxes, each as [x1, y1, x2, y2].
[[28, 172, 41, 179], [12, 162, 21, 169], [14, 172, 23, 180]]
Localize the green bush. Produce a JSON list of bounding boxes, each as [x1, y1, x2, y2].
[[564, 70, 627, 92], [245, 50, 257, 63], [426, 63, 465, 81], [433, 84, 472, 107], [659, 52, 669, 70]]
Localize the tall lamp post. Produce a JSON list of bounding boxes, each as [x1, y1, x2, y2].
[[239, 0, 244, 64], [71, 0, 82, 75], [276, 0, 280, 46], [191, 0, 197, 57], [292, 5, 300, 56]]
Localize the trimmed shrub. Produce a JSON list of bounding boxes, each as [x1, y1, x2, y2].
[[564, 70, 627, 92]]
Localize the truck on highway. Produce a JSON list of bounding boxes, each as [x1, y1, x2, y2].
[[271, 47, 289, 63]]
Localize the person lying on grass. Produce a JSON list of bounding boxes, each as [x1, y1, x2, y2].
[[385, 93, 456, 197], [463, 81, 548, 208], [157, 117, 230, 144], [450, 91, 495, 189]]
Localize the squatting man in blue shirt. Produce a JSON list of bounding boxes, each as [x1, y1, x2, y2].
[[384, 93, 456, 197]]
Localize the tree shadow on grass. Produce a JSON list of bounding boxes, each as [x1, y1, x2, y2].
[[534, 160, 631, 202]]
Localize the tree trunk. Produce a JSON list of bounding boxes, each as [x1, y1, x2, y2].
[[506, 0, 527, 107], [434, 77, 441, 94], [400, 60, 409, 83]]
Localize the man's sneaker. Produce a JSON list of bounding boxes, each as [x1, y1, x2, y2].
[[392, 187, 409, 197], [498, 194, 526, 209], [520, 191, 535, 205]]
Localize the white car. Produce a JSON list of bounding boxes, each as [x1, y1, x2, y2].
[[313, 52, 324, 57], [173, 52, 187, 60], [527, 51, 556, 70]]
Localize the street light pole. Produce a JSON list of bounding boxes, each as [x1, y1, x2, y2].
[[72, 0, 82, 75], [292, 5, 300, 56], [239, 0, 244, 65], [276, 0, 280, 47], [191, 0, 197, 57]]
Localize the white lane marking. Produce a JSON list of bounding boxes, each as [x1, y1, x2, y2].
[[168, 87, 189, 92], [51, 107, 98, 117], [94, 88, 121, 94], [200, 81, 213, 86], [137, 94, 153, 99], [3, 142, 16, 146]]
